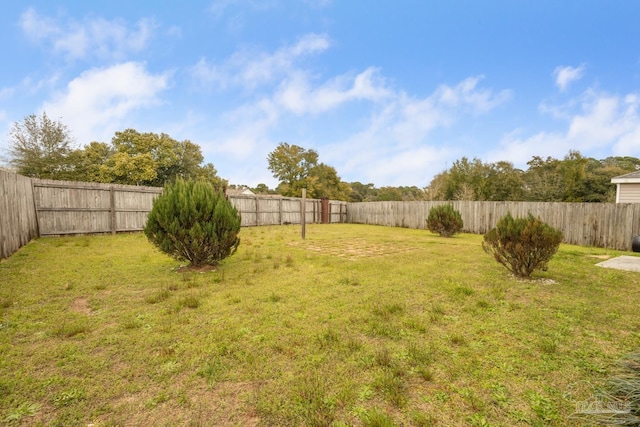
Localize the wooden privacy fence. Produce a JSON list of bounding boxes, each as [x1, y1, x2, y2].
[[230, 195, 347, 227], [347, 200, 640, 251], [0, 171, 347, 259], [3, 167, 640, 258], [33, 179, 162, 236], [31, 181, 346, 236], [0, 169, 38, 259]]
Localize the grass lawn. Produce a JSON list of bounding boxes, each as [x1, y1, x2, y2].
[[1, 224, 639, 426]]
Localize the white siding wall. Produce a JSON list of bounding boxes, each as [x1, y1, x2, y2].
[[617, 183, 640, 203]]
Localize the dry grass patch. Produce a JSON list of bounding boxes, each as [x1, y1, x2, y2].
[[289, 237, 418, 260]]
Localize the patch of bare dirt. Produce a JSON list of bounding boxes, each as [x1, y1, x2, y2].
[[289, 238, 417, 260], [70, 297, 91, 315], [588, 254, 612, 260]]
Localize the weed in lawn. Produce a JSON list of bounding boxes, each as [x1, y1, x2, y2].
[[373, 368, 408, 407], [228, 295, 242, 304], [52, 319, 90, 338], [339, 276, 361, 286], [473, 298, 489, 309], [52, 388, 86, 407], [467, 413, 490, 427], [374, 345, 393, 367], [407, 341, 433, 366], [416, 367, 434, 382], [449, 333, 467, 346], [197, 356, 225, 384], [411, 411, 436, 427], [145, 288, 171, 304], [538, 337, 559, 354], [267, 293, 282, 303], [490, 383, 511, 406], [285, 254, 295, 267], [3, 402, 41, 424], [293, 373, 337, 426], [360, 406, 397, 427], [178, 295, 200, 309], [429, 303, 445, 322], [316, 328, 340, 349], [453, 285, 474, 296], [372, 302, 405, 318], [527, 390, 559, 423]]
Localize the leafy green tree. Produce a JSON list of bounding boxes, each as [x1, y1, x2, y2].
[[524, 151, 587, 202], [144, 179, 241, 267], [8, 112, 75, 179], [103, 129, 217, 186], [485, 161, 525, 201], [349, 182, 378, 202], [307, 163, 352, 201], [67, 142, 114, 182], [267, 143, 319, 197], [482, 213, 563, 278]]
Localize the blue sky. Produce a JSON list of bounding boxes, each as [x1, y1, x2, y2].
[[1, 1, 640, 188]]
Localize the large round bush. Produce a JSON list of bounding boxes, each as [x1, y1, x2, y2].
[[482, 212, 563, 278], [426, 204, 464, 237], [144, 179, 241, 267]]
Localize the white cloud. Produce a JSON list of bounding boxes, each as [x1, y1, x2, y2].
[[321, 77, 510, 185], [434, 76, 512, 113], [189, 35, 510, 186], [19, 8, 157, 61], [42, 62, 169, 144], [275, 67, 392, 115], [192, 33, 330, 90], [553, 64, 586, 92], [489, 89, 640, 167]]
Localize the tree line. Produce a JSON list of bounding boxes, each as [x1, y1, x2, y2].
[[6, 112, 225, 188], [425, 151, 640, 203], [5, 112, 638, 202], [260, 142, 638, 203]]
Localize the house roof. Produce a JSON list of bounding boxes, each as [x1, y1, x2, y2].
[[226, 188, 255, 196], [611, 170, 640, 183]]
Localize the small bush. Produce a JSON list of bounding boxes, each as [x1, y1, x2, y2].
[[144, 179, 241, 267], [426, 204, 463, 237], [482, 212, 563, 278]]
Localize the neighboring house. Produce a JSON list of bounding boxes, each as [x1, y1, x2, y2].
[[226, 187, 255, 197], [611, 170, 640, 203]]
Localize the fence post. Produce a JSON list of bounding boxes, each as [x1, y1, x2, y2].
[[255, 194, 260, 226], [301, 189, 306, 240], [321, 197, 329, 224], [110, 186, 116, 235]]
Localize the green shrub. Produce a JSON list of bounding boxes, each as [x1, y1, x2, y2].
[[144, 179, 241, 267], [426, 204, 463, 237], [482, 212, 563, 278]]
